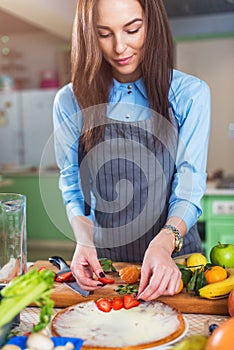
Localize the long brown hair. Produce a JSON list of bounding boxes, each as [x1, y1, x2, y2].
[[71, 0, 174, 151]]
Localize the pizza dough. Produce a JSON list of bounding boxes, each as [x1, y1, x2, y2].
[[51, 300, 185, 349]]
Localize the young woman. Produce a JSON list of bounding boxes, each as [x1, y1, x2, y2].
[[53, 0, 210, 301]]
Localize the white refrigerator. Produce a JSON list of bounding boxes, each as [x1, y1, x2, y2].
[[0, 89, 57, 169]]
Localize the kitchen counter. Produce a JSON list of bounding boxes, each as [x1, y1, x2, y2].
[[206, 187, 234, 195], [205, 180, 234, 196]]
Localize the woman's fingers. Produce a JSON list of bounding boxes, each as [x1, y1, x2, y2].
[[70, 246, 105, 290], [137, 266, 181, 301], [72, 264, 104, 290]]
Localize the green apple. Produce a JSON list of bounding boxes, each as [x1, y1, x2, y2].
[[210, 242, 234, 268]]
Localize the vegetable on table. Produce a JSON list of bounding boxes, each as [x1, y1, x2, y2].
[[26, 331, 54, 350], [114, 284, 138, 295], [98, 258, 117, 273], [176, 263, 207, 295], [0, 268, 55, 331]]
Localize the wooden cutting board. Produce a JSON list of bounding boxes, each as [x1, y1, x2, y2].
[[32, 260, 229, 315]]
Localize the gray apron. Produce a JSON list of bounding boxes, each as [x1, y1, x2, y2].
[[78, 109, 202, 262]]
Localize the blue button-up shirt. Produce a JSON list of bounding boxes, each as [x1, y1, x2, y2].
[[53, 69, 211, 231]]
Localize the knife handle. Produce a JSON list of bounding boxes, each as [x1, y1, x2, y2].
[[49, 256, 71, 272]]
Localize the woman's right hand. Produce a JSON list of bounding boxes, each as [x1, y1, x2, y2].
[[70, 243, 105, 291], [70, 215, 105, 290]]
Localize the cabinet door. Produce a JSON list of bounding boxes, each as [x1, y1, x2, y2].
[[0, 92, 21, 165], [21, 89, 57, 167], [206, 222, 234, 257]]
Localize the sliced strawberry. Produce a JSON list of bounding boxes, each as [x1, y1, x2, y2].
[[112, 297, 124, 310], [96, 298, 112, 312], [55, 271, 75, 282], [123, 295, 140, 309], [98, 277, 115, 284]]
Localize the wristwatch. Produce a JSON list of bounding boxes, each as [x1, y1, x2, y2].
[[163, 224, 183, 253]]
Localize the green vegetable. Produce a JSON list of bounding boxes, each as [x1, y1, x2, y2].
[[0, 268, 55, 331], [181, 269, 193, 286], [185, 266, 207, 295], [99, 258, 117, 273], [176, 263, 207, 295], [195, 271, 207, 295], [115, 284, 138, 295], [187, 268, 199, 291], [176, 264, 193, 286]]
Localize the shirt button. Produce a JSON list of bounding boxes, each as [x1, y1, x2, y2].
[[125, 114, 130, 119], [128, 91, 132, 94], [128, 85, 132, 90]]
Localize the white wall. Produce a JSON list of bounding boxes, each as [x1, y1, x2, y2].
[[176, 38, 234, 176], [0, 0, 77, 40]]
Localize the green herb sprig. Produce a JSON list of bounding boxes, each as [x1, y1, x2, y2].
[[99, 258, 117, 273], [115, 284, 139, 295]]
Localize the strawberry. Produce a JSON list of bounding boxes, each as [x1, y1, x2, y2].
[[55, 271, 75, 282], [98, 277, 115, 284], [112, 297, 124, 310], [96, 298, 112, 312], [123, 295, 140, 309]]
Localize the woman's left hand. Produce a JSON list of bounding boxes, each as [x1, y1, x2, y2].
[[137, 234, 181, 301]]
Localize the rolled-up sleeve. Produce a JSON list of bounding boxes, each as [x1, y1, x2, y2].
[[53, 84, 95, 223], [168, 72, 211, 230]]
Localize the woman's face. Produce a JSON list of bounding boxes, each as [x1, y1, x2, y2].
[[97, 0, 145, 83]]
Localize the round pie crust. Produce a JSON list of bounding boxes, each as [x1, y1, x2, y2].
[[51, 300, 185, 349]]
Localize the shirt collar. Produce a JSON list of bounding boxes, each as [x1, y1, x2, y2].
[[112, 77, 148, 99]]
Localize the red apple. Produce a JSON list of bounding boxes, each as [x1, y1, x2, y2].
[[228, 289, 234, 316]]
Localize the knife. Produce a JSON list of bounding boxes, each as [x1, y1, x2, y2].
[[49, 256, 90, 297]]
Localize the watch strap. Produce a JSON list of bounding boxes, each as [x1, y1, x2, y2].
[[163, 224, 183, 253]]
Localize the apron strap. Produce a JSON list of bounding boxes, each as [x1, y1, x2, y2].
[[78, 140, 91, 216]]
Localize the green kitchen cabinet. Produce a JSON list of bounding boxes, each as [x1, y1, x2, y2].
[[1, 172, 76, 259], [201, 193, 234, 258], [206, 222, 234, 256], [199, 197, 207, 222], [1, 172, 73, 240]]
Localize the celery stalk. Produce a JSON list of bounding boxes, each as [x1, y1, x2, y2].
[[0, 268, 55, 330]]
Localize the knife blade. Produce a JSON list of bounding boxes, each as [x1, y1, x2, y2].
[[49, 256, 90, 297]]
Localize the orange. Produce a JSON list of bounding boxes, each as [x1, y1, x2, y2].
[[119, 265, 140, 284], [204, 266, 227, 284], [174, 279, 183, 294], [205, 317, 234, 350]]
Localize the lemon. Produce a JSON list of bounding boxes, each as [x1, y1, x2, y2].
[[186, 253, 208, 272]]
